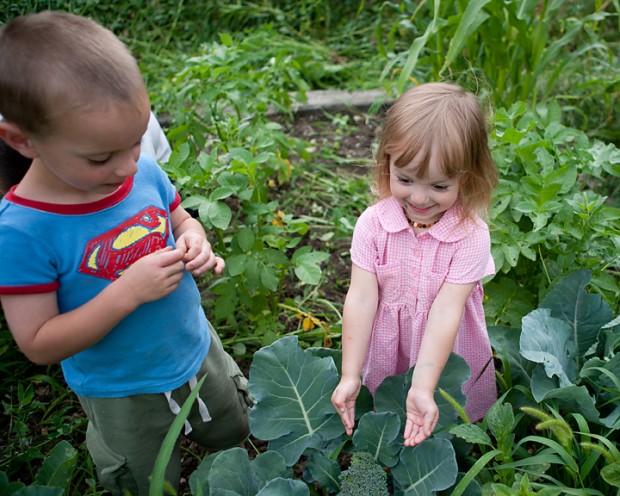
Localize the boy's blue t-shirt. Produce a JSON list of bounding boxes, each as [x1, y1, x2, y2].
[[0, 156, 210, 397]]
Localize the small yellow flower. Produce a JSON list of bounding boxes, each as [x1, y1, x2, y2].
[[272, 210, 285, 227], [302, 317, 316, 331]]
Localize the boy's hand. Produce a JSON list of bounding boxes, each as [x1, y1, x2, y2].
[[403, 386, 438, 446], [331, 376, 361, 436], [119, 247, 186, 306], [175, 231, 225, 276]]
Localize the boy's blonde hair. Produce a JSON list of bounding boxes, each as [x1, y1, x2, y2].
[[373, 82, 497, 220], [0, 11, 146, 137]]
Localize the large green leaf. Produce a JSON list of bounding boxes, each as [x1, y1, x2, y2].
[[449, 424, 492, 447], [520, 308, 577, 386], [541, 385, 618, 428], [207, 448, 258, 496], [291, 248, 330, 285], [485, 400, 516, 447], [352, 412, 401, 467], [440, 0, 492, 74], [306, 348, 374, 419], [530, 366, 602, 425], [601, 461, 620, 488], [251, 451, 293, 488], [0, 471, 24, 496], [392, 438, 458, 495], [374, 354, 468, 431], [540, 270, 612, 359], [203, 448, 292, 496], [198, 199, 232, 230], [249, 336, 344, 465]]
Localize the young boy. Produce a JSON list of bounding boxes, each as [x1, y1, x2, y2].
[[0, 11, 251, 496]]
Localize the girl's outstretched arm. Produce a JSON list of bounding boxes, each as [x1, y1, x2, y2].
[[331, 263, 378, 435], [404, 281, 475, 446]]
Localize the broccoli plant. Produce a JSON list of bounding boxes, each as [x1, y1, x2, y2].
[[338, 451, 389, 496], [187, 336, 465, 495]]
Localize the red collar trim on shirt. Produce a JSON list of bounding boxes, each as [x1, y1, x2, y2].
[[5, 177, 133, 215]]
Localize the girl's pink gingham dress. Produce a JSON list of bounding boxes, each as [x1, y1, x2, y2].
[[351, 196, 496, 422]]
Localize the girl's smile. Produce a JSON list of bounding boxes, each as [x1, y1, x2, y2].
[[389, 150, 460, 226]]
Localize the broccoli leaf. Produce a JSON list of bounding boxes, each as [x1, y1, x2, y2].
[[373, 354, 468, 431], [207, 448, 260, 495], [249, 336, 344, 465], [392, 438, 458, 495], [194, 448, 293, 496], [540, 270, 612, 358], [352, 411, 401, 467], [520, 308, 577, 386]]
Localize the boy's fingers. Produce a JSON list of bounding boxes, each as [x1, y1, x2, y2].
[[157, 247, 185, 264]]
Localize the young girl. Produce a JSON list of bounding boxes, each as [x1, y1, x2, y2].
[[331, 82, 498, 446]]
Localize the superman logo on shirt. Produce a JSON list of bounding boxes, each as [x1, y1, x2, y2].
[[79, 206, 169, 280]]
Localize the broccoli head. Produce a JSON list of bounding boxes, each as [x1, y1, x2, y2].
[[338, 451, 389, 496]]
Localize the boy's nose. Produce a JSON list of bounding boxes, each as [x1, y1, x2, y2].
[[115, 152, 139, 178]]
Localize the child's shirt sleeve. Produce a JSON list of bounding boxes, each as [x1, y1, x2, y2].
[[0, 221, 59, 293], [443, 220, 495, 285], [350, 207, 378, 273]]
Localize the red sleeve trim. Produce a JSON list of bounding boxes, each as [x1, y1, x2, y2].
[[0, 281, 59, 295], [170, 191, 182, 211]]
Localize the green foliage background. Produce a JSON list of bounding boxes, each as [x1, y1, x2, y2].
[[0, 1, 619, 495]]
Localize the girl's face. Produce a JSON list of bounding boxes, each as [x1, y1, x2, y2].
[[26, 98, 150, 202], [389, 149, 460, 225]]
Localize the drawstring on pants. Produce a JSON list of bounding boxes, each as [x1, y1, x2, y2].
[[164, 375, 212, 435]]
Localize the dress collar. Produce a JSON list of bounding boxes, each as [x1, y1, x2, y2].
[[375, 196, 484, 242]]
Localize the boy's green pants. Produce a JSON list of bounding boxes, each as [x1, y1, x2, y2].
[[78, 325, 251, 496]]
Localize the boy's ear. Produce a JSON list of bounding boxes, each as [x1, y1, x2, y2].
[[0, 122, 39, 159]]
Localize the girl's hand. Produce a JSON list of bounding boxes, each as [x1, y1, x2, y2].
[[118, 246, 186, 306], [403, 386, 438, 446], [175, 231, 225, 276], [331, 376, 361, 436]]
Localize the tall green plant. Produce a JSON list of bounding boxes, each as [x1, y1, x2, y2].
[[376, 0, 617, 112]]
